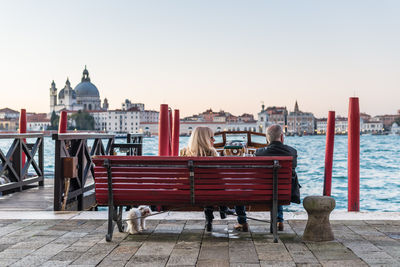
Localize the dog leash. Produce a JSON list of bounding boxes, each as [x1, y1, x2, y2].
[[121, 207, 270, 223]]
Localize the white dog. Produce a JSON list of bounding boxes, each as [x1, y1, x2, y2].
[[126, 206, 151, 234]]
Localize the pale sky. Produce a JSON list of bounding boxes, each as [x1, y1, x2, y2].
[[0, 0, 399, 118]]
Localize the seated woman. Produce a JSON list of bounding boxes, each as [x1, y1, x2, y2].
[[180, 126, 231, 231]]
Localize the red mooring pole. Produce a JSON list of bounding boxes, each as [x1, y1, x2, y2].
[[172, 109, 180, 156], [323, 111, 335, 196], [158, 104, 170, 156], [168, 109, 173, 156], [58, 111, 68, 133], [19, 109, 27, 166], [348, 97, 360, 211]]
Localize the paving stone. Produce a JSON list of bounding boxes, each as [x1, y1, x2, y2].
[[126, 255, 169, 267], [230, 263, 261, 267], [342, 241, 381, 252], [284, 242, 309, 252], [256, 250, 292, 262], [166, 247, 199, 265], [356, 250, 397, 263], [0, 258, 19, 266], [259, 261, 296, 267], [102, 243, 140, 261], [319, 259, 368, 266], [296, 264, 322, 267], [41, 260, 72, 267], [312, 249, 359, 261], [198, 243, 229, 260], [32, 243, 69, 256], [10, 241, 47, 250], [51, 251, 84, 262], [154, 223, 184, 234], [135, 241, 175, 256], [175, 240, 201, 249], [229, 241, 259, 263], [97, 259, 127, 267], [0, 248, 36, 259], [62, 245, 92, 253], [10, 255, 50, 267], [196, 259, 229, 267], [288, 250, 319, 264]]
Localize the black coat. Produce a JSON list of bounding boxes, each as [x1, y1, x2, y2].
[[255, 141, 301, 203]]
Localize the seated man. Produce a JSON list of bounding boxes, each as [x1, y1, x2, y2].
[[255, 124, 299, 231]]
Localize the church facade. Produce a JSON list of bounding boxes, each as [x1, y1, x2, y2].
[[49, 66, 108, 113]]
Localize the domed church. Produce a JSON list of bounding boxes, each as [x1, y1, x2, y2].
[[50, 66, 108, 113]]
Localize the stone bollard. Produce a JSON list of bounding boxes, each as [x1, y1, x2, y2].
[[303, 196, 336, 242]]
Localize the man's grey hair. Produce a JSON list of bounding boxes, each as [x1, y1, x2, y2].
[[266, 124, 283, 143]]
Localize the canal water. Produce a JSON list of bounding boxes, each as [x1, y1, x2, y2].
[[1, 135, 399, 212]]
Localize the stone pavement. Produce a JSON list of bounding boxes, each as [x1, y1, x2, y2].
[[0, 217, 399, 267]]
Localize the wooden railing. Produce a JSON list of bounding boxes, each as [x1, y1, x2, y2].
[[0, 133, 44, 194], [52, 133, 143, 211]]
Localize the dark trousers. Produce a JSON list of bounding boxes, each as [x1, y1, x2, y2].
[[204, 206, 228, 222], [235, 206, 247, 224]]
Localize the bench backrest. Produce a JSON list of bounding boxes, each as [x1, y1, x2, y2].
[[93, 156, 293, 206]]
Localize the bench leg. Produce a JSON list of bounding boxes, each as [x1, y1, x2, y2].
[[271, 160, 279, 243], [271, 201, 278, 243], [106, 205, 115, 242], [116, 206, 124, 232]]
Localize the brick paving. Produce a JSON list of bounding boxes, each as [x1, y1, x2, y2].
[[0, 218, 398, 266]]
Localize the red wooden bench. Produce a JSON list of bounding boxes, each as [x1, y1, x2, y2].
[[93, 156, 293, 242]]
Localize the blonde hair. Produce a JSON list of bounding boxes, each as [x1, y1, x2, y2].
[[180, 127, 218, 157]]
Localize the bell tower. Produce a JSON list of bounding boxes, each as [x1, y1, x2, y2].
[[49, 80, 57, 112]]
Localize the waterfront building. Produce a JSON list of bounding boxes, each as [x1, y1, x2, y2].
[[27, 113, 50, 131], [0, 119, 18, 131], [49, 66, 107, 113], [391, 122, 400, 134], [362, 118, 384, 133], [375, 113, 400, 130], [139, 121, 258, 136], [122, 99, 159, 123], [257, 104, 269, 133], [90, 109, 140, 133], [287, 101, 315, 135], [316, 116, 383, 134], [0, 108, 19, 120]]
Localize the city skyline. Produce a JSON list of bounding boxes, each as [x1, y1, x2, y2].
[[1, 1, 400, 118]]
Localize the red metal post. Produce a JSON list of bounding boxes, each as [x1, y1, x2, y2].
[[172, 109, 180, 156], [168, 109, 173, 156], [58, 111, 68, 133], [323, 111, 335, 196], [158, 104, 170, 156], [348, 97, 360, 211], [19, 109, 27, 166]]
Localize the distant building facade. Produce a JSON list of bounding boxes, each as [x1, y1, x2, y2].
[[90, 109, 140, 133], [287, 101, 315, 135], [27, 113, 50, 131]]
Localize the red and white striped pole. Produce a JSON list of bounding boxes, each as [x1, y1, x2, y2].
[[172, 109, 180, 156], [348, 97, 360, 211], [58, 111, 68, 133], [158, 104, 170, 156], [323, 111, 335, 196]]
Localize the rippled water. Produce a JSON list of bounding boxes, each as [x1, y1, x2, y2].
[[1, 135, 399, 212]]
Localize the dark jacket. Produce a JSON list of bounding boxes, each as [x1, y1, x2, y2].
[[255, 141, 301, 203]]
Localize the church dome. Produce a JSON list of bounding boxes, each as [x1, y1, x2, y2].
[[74, 66, 99, 98]]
